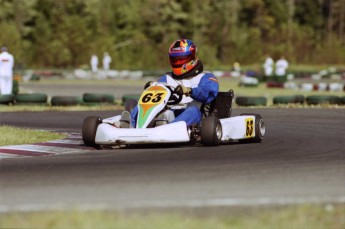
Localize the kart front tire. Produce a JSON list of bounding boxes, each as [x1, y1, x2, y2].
[[82, 116, 102, 147], [201, 116, 222, 146]]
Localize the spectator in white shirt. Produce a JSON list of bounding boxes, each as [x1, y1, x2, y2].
[[0, 46, 14, 95], [275, 56, 289, 76], [90, 54, 98, 72], [102, 52, 112, 71], [263, 55, 274, 76]]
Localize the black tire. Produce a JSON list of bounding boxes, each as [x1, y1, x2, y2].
[[306, 95, 341, 105], [12, 79, 19, 95], [341, 96, 345, 105], [15, 93, 48, 103], [0, 94, 15, 105], [82, 116, 102, 147], [201, 116, 222, 146], [51, 96, 84, 106], [124, 98, 138, 112], [82, 93, 115, 103], [122, 94, 141, 105], [240, 113, 265, 143], [235, 96, 267, 106], [273, 95, 304, 105]]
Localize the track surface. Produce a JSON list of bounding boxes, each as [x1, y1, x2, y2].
[[0, 108, 344, 211]]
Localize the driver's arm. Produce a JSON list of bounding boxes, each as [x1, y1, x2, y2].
[[190, 73, 219, 104]]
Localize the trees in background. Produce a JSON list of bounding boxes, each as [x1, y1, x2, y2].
[[0, 0, 344, 69]]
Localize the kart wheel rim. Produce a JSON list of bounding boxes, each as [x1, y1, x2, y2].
[[259, 119, 266, 138], [216, 124, 222, 140]]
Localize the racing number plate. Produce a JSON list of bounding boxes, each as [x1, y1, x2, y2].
[[245, 117, 255, 138], [139, 86, 168, 105]]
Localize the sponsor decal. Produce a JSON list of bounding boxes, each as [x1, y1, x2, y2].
[[181, 64, 187, 73], [245, 117, 254, 138], [180, 40, 188, 51], [208, 77, 218, 82]]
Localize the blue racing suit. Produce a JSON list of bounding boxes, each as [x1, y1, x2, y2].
[[130, 71, 219, 127]]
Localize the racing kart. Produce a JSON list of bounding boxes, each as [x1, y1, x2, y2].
[[82, 82, 265, 148]]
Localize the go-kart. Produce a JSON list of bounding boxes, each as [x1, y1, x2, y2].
[[82, 82, 265, 148]]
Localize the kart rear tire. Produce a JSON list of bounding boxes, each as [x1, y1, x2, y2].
[[82, 116, 102, 147], [201, 116, 222, 146], [240, 113, 265, 143]]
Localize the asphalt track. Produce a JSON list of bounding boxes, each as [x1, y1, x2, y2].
[[0, 108, 344, 212]]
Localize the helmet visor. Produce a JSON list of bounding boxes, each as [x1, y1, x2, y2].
[[169, 54, 194, 68]]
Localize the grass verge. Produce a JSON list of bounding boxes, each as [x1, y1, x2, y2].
[[0, 125, 67, 146], [0, 204, 344, 229]]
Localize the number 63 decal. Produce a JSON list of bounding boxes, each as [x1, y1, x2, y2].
[[245, 117, 254, 138], [140, 91, 167, 104]]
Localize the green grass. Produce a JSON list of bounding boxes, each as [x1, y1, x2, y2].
[[0, 204, 344, 229], [0, 125, 67, 146]]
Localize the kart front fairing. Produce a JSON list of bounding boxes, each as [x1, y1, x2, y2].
[[95, 119, 190, 144], [136, 83, 174, 128], [95, 82, 191, 145]]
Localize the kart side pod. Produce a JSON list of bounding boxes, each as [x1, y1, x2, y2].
[[220, 113, 265, 142]]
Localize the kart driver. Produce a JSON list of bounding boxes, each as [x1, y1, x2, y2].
[[121, 39, 219, 128]]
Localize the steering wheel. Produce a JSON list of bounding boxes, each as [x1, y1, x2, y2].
[[166, 86, 183, 105]]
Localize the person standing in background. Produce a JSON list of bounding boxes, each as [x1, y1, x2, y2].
[[102, 52, 112, 70], [0, 46, 14, 95], [263, 55, 274, 77], [275, 56, 289, 76], [232, 61, 241, 77], [90, 54, 98, 72]]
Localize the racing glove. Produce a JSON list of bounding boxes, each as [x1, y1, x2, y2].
[[144, 81, 153, 89], [175, 85, 192, 96]]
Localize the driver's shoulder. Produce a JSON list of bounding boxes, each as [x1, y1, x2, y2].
[[201, 71, 216, 78]]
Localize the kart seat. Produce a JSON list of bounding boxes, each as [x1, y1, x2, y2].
[[201, 89, 234, 119]]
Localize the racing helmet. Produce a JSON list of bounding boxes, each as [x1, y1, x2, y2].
[[168, 39, 198, 76]]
